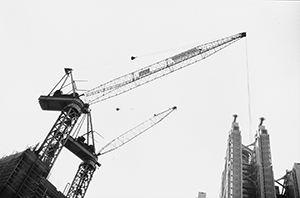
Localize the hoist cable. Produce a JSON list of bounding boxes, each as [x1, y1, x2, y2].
[[245, 37, 253, 143]]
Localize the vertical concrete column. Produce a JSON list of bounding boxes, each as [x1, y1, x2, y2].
[[220, 116, 242, 198], [230, 122, 242, 198], [255, 120, 276, 198]]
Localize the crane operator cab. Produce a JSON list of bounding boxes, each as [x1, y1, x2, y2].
[[38, 68, 86, 112]]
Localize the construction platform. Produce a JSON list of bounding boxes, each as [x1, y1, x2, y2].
[[0, 148, 66, 198]]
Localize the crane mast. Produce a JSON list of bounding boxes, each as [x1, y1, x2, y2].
[[36, 104, 82, 171], [35, 32, 246, 197], [37, 68, 89, 173]]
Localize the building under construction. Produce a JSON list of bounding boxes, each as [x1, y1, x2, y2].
[[220, 116, 300, 198], [0, 148, 66, 198]]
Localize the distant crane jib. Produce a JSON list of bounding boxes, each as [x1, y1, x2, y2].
[[84, 32, 246, 105]]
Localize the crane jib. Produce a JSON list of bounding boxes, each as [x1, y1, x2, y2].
[[84, 32, 246, 104], [97, 106, 177, 156], [85, 46, 199, 99]]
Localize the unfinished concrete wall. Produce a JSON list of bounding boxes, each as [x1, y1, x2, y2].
[[0, 149, 66, 198]]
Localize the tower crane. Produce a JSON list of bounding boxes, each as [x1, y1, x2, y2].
[[66, 106, 177, 198], [36, 32, 246, 197]]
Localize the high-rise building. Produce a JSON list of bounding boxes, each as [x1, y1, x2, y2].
[[220, 117, 277, 198]]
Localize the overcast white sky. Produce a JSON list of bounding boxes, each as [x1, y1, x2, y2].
[[0, 1, 299, 198]]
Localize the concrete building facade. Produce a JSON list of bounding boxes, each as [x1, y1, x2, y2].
[[220, 121, 242, 198], [252, 124, 276, 198]]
